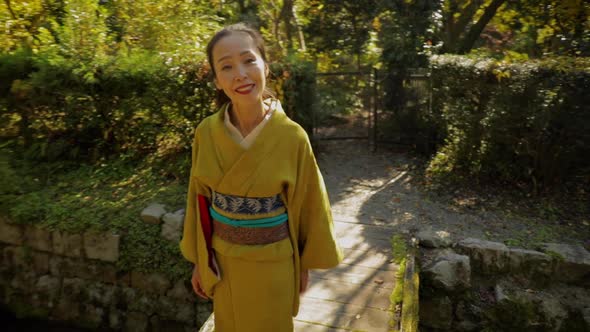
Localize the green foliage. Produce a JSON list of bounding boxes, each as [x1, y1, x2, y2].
[[2, 48, 216, 162], [118, 218, 193, 280], [391, 234, 408, 265], [0, 0, 49, 53], [482, 297, 537, 331], [545, 250, 565, 262], [0, 0, 222, 164], [481, 294, 571, 331], [303, 0, 377, 70], [389, 257, 407, 331], [400, 262, 419, 332], [7, 297, 51, 320], [376, 1, 439, 148], [427, 54, 590, 189], [377, 2, 435, 69], [1, 150, 192, 280], [490, 0, 590, 57], [271, 55, 317, 135], [0, 48, 34, 94], [390, 258, 406, 306], [0, 143, 21, 196]]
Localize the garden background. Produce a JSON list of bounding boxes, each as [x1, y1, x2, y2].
[[0, 0, 588, 329]]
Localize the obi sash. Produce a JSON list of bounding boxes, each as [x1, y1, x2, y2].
[[209, 191, 290, 245]]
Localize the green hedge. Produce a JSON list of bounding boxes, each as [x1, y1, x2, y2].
[[1, 49, 216, 163], [1, 50, 315, 163], [428, 55, 590, 188]]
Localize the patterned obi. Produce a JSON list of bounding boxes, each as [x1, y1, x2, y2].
[[211, 191, 289, 245]]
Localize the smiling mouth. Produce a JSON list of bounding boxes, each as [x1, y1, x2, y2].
[[235, 84, 255, 94]]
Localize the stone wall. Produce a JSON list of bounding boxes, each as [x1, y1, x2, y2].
[[0, 208, 212, 332], [416, 230, 590, 331]]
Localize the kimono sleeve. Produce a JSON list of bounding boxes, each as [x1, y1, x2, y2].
[[179, 130, 202, 264], [178, 122, 219, 296], [293, 138, 343, 271]]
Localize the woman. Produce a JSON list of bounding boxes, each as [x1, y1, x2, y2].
[[180, 23, 342, 332]]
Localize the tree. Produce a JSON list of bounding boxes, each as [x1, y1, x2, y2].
[[0, 0, 62, 53], [436, 0, 508, 54], [377, 0, 439, 113], [279, 0, 306, 53], [256, 0, 306, 57], [491, 0, 590, 57], [303, 0, 377, 71], [433, 0, 590, 57], [105, 0, 220, 64]]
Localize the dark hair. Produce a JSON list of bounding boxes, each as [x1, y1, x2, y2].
[[206, 22, 275, 107]]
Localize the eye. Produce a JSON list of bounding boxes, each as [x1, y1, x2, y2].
[[245, 58, 256, 64], [221, 64, 232, 71]]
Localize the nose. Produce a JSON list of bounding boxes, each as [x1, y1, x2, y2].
[[235, 65, 247, 80]]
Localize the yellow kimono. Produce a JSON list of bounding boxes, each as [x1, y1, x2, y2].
[[180, 101, 342, 332]]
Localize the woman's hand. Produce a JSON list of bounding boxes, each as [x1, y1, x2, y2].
[[191, 264, 209, 299], [300, 269, 310, 294]]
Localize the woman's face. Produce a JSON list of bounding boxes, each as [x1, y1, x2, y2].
[[212, 32, 268, 106]]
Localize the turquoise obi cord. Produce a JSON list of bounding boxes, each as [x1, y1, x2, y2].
[[209, 207, 288, 228]]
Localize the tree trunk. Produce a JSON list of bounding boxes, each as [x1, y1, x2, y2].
[[291, 1, 306, 51], [441, 0, 459, 53], [273, 15, 283, 52], [452, 0, 483, 42], [237, 0, 246, 14], [281, 0, 294, 52], [458, 0, 507, 54]]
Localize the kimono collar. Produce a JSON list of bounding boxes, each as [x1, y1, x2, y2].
[[212, 99, 287, 153]]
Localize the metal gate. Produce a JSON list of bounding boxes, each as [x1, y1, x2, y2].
[[310, 68, 432, 152], [311, 70, 376, 147], [374, 68, 433, 153]]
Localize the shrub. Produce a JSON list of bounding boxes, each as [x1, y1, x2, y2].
[[427, 55, 590, 189], [1, 48, 317, 163], [271, 56, 316, 136]]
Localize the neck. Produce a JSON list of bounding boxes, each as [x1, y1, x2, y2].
[[229, 100, 267, 137]]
